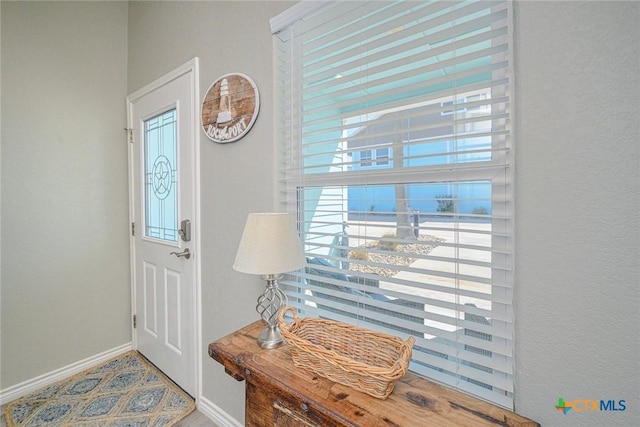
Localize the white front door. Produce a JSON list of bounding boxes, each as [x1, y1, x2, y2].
[[127, 59, 199, 397]]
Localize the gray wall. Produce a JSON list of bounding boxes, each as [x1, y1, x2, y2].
[[514, 1, 639, 424], [1, 1, 130, 387], [1, 1, 638, 426]]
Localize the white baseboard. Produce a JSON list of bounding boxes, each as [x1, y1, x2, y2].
[[197, 396, 242, 427], [0, 343, 132, 406]]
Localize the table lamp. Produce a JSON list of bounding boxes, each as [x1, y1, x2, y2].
[[233, 213, 306, 348]]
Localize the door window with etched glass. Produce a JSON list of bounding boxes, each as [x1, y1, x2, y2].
[[144, 109, 178, 242]]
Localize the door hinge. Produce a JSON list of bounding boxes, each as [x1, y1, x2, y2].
[[126, 128, 134, 144], [131, 222, 135, 236], [133, 314, 137, 329]]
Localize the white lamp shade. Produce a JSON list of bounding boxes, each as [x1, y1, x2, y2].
[[233, 213, 306, 275]]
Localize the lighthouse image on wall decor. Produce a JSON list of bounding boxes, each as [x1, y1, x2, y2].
[[201, 73, 260, 143]]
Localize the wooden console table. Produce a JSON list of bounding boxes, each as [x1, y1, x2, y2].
[[209, 321, 539, 427]]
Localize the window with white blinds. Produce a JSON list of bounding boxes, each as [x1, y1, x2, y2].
[[272, 0, 514, 409]]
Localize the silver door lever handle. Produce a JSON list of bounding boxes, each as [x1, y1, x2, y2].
[[170, 248, 191, 259]]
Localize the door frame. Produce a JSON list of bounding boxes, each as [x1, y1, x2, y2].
[[126, 57, 201, 401]]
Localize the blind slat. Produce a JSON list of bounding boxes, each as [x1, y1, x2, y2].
[[302, 2, 507, 76]]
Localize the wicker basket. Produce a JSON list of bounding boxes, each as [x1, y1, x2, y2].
[[277, 306, 415, 399]]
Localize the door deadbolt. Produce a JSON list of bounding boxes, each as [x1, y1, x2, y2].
[[178, 219, 191, 242]]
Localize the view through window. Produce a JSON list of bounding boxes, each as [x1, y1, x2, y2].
[[273, 0, 513, 408]]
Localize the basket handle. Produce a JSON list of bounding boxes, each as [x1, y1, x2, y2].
[[405, 335, 416, 348], [277, 305, 298, 327], [396, 335, 416, 374]]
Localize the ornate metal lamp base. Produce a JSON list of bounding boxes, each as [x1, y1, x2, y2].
[[257, 325, 284, 349], [255, 274, 288, 349]]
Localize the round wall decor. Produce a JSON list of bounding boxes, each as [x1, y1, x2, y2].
[[201, 73, 260, 143]]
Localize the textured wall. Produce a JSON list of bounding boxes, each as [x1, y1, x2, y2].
[[514, 1, 639, 425], [1, 1, 130, 387]]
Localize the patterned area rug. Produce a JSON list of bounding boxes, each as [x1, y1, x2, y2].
[[3, 351, 195, 426]]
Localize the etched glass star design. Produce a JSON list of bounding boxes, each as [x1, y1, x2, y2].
[[151, 156, 172, 199]]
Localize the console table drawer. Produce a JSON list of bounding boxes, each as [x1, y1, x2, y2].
[[273, 401, 320, 427]]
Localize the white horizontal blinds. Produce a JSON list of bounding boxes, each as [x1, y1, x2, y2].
[[275, 0, 513, 409], [292, 1, 510, 177]]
